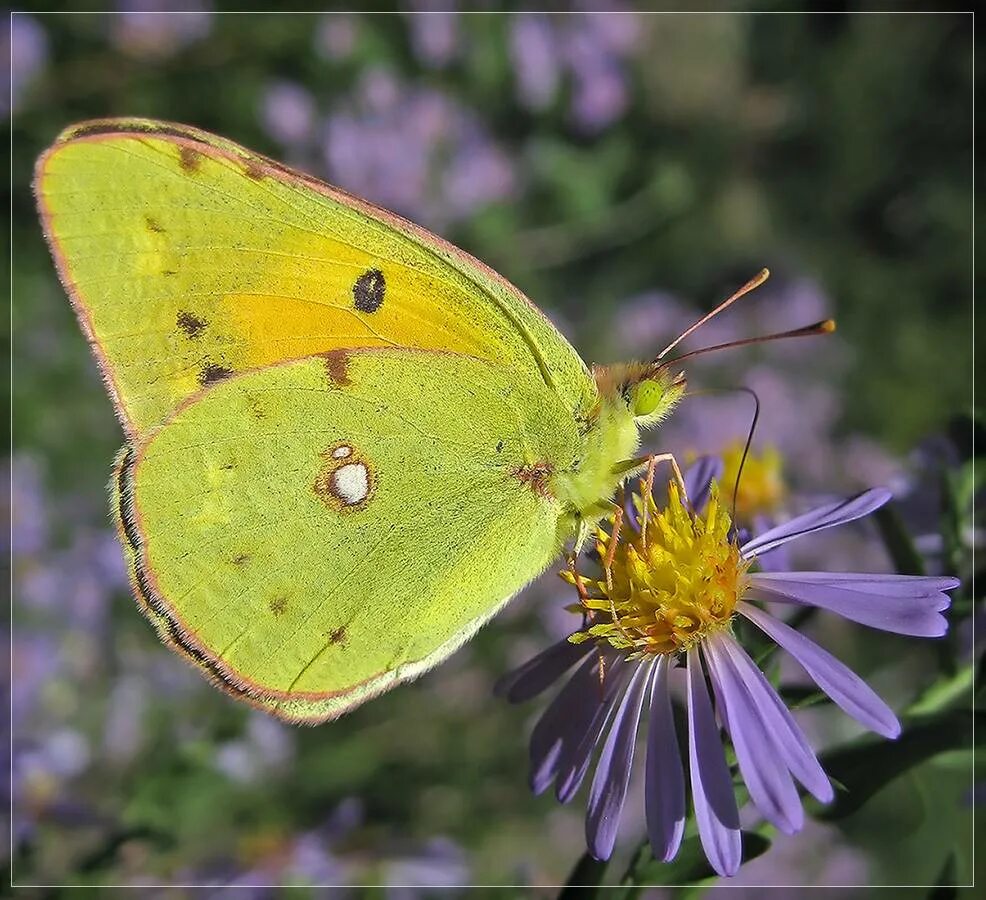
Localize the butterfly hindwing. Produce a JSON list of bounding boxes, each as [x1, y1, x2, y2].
[[116, 349, 582, 723], [35, 118, 596, 439]]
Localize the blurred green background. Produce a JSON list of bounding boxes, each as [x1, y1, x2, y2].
[[7, 7, 975, 895]]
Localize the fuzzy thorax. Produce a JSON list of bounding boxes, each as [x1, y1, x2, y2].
[[551, 363, 686, 523]]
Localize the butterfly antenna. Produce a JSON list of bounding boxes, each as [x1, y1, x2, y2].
[[654, 268, 771, 362], [729, 386, 761, 524], [653, 319, 836, 373]]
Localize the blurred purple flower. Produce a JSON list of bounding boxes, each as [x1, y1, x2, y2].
[[259, 80, 317, 149], [288, 831, 348, 885], [7, 455, 48, 557], [510, 15, 561, 111], [102, 677, 147, 765], [19, 527, 127, 630], [497, 476, 958, 876], [10, 633, 62, 727], [213, 712, 294, 783], [612, 290, 694, 358], [406, 9, 461, 69], [112, 1, 213, 59], [323, 73, 515, 228], [11, 453, 128, 631], [3, 14, 49, 118], [665, 365, 841, 486], [12, 727, 93, 848], [570, 60, 631, 134], [562, 15, 637, 132], [443, 134, 516, 221], [316, 14, 358, 62], [509, 11, 641, 132], [385, 836, 470, 898]]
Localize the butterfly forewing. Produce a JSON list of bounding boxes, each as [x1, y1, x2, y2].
[[35, 118, 596, 438]]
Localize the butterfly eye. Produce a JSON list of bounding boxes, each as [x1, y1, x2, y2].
[[631, 379, 666, 418]]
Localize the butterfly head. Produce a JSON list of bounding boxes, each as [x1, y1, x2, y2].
[[594, 362, 686, 430]]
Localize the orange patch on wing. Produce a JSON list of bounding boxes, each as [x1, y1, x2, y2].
[[323, 349, 351, 386], [512, 462, 555, 498], [179, 145, 203, 173]]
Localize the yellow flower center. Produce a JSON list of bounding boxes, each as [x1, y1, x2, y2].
[[719, 441, 786, 523], [564, 481, 749, 657]]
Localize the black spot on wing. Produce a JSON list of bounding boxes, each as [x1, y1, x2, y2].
[[144, 215, 166, 233], [199, 363, 232, 386], [177, 311, 207, 338], [353, 269, 386, 313]]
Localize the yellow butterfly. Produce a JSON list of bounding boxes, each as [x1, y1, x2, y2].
[[35, 118, 825, 724]]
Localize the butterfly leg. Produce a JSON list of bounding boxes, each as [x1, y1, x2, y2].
[[639, 452, 688, 546], [603, 499, 624, 591], [567, 554, 608, 691]]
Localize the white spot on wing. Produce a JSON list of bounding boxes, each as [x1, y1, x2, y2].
[[332, 445, 352, 459], [331, 462, 369, 505]]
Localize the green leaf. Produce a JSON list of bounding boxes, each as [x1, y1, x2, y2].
[[873, 502, 925, 576], [627, 831, 771, 888], [906, 664, 974, 716], [815, 708, 981, 821], [778, 685, 830, 710], [558, 850, 611, 900]]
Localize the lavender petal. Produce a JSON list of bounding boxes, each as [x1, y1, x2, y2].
[[645, 657, 685, 862], [748, 573, 951, 637], [740, 488, 892, 556], [738, 601, 901, 739], [703, 637, 803, 834], [555, 656, 630, 803], [624, 489, 641, 532], [684, 456, 723, 512], [754, 571, 959, 597], [494, 638, 592, 702], [714, 633, 833, 803], [586, 662, 650, 860], [686, 648, 741, 877], [529, 653, 604, 794]]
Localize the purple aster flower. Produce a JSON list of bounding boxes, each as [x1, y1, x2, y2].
[[496, 474, 958, 876]]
